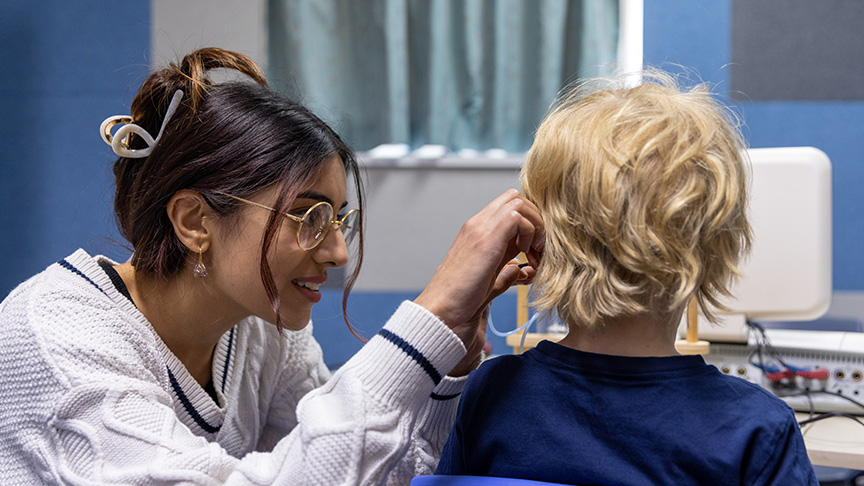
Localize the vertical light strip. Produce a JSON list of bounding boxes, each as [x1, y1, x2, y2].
[[618, 0, 644, 86]]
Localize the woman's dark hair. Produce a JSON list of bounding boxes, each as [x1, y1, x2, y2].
[[112, 47, 364, 333]]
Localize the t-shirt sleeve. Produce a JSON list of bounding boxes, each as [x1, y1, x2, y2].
[[434, 415, 467, 475], [747, 409, 818, 485], [434, 360, 495, 476]]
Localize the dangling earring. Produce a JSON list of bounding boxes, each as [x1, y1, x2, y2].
[[193, 247, 208, 278]]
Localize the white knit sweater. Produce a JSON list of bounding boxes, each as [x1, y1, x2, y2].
[[0, 249, 468, 485]]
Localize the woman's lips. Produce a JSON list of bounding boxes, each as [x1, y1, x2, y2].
[[293, 278, 324, 303]]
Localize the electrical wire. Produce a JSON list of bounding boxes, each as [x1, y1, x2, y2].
[[791, 387, 864, 442], [788, 389, 864, 414], [747, 320, 794, 371], [798, 411, 864, 428], [742, 325, 864, 427]]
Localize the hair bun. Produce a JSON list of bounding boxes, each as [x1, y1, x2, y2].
[[170, 47, 268, 112]]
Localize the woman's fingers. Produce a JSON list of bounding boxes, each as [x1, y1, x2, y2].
[[414, 190, 544, 343], [506, 199, 544, 257], [525, 246, 543, 271], [464, 262, 522, 323], [490, 259, 535, 299]]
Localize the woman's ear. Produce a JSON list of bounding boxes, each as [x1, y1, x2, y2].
[[167, 189, 213, 253]]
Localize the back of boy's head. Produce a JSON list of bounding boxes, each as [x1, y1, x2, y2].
[[522, 70, 752, 329]]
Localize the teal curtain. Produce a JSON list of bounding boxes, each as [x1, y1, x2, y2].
[[268, 0, 619, 153]]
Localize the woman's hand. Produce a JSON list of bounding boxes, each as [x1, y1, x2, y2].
[[414, 189, 543, 366], [447, 260, 536, 376]]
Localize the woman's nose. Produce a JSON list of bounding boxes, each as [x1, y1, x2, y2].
[[313, 223, 350, 268]]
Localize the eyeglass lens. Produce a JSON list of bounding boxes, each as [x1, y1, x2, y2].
[[298, 204, 359, 250]]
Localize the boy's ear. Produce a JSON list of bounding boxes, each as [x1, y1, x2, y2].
[[166, 189, 213, 253]]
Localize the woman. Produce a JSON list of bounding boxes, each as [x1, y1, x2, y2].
[[0, 48, 542, 485]]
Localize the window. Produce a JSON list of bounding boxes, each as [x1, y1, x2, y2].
[[268, 0, 622, 153]]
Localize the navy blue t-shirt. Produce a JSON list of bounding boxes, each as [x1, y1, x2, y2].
[[436, 340, 817, 485]]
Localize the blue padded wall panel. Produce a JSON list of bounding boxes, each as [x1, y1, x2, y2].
[[642, 0, 730, 87], [741, 102, 864, 290], [644, 0, 864, 291], [0, 1, 149, 297]]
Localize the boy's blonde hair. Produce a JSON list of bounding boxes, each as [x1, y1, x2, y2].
[[522, 70, 752, 328]]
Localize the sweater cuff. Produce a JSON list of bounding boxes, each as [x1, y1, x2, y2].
[[416, 375, 467, 448], [341, 301, 466, 409], [430, 374, 467, 402]]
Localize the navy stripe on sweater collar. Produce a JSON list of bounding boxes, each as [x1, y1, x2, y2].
[[59, 256, 238, 434], [166, 366, 221, 434], [59, 259, 105, 295]]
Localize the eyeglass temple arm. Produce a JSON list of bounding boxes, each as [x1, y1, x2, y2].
[[216, 192, 304, 223]]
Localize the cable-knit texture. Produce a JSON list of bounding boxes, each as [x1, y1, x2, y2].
[[0, 249, 466, 485]]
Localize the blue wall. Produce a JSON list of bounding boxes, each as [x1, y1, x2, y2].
[[644, 0, 864, 291], [0, 1, 149, 293]]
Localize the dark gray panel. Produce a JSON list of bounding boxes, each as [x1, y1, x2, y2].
[[731, 0, 864, 100]]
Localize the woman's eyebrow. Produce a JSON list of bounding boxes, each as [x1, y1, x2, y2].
[[296, 191, 348, 210]]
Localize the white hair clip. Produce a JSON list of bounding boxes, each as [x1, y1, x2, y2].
[[100, 90, 184, 158]]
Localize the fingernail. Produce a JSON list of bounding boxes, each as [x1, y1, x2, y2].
[[501, 264, 520, 281]]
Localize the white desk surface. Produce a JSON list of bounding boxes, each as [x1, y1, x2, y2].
[[505, 334, 864, 470], [797, 413, 864, 469]]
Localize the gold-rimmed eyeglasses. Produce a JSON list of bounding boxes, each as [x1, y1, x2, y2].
[[216, 192, 359, 251]]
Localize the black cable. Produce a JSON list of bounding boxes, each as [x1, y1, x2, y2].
[[746, 320, 769, 374], [798, 411, 864, 428], [790, 389, 864, 413], [741, 322, 864, 426], [804, 391, 815, 421], [746, 320, 793, 370]]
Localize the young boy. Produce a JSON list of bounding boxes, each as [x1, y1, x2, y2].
[[434, 72, 817, 485]]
